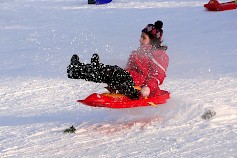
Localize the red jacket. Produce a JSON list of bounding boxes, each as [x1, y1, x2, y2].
[[125, 45, 169, 97]]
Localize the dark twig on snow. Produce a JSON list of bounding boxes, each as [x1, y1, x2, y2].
[[63, 126, 76, 133]]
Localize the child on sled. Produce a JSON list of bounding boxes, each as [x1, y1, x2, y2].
[[67, 20, 169, 100]]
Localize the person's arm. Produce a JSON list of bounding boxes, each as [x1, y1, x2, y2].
[[143, 50, 169, 93]]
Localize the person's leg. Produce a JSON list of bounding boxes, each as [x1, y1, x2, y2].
[[67, 54, 84, 79], [106, 66, 139, 99], [67, 54, 102, 81], [67, 54, 138, 99]]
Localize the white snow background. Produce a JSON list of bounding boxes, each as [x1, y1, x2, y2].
[[1, 0, 237, 157]]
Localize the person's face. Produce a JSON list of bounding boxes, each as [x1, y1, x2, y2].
[[139, 32, 150, 46]]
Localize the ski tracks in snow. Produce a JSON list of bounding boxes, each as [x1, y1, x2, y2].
[[4, 0, 205, 10], [1, 76, 237, 157], [58, 1, 204, 10], [0, 77, 92, 117]]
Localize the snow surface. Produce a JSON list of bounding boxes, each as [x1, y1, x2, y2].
[[1, 0, 237, 157]]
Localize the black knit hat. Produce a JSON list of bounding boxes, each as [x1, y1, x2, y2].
[[142, 21, 163, 40]]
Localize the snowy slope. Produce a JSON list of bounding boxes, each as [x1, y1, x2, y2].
[[1, 0, 237, 157]]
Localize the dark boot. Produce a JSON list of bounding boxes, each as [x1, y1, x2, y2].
[[67, 54, 82, 79], [70, 54, 80, 65], [91, 54, 100, 69], [88, 0, 96, 4], [87, 53, 104, 82], [67, 54, 102, 81]]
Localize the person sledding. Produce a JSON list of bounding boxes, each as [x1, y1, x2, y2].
[[67, 20, 169, 100]]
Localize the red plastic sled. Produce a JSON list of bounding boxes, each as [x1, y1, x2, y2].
[[78, 90, 170, 109], [204, 0, 237, 11]]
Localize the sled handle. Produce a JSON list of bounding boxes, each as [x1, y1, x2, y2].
[[134, 86, 142, 90], [148, 102, 157, 108]]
